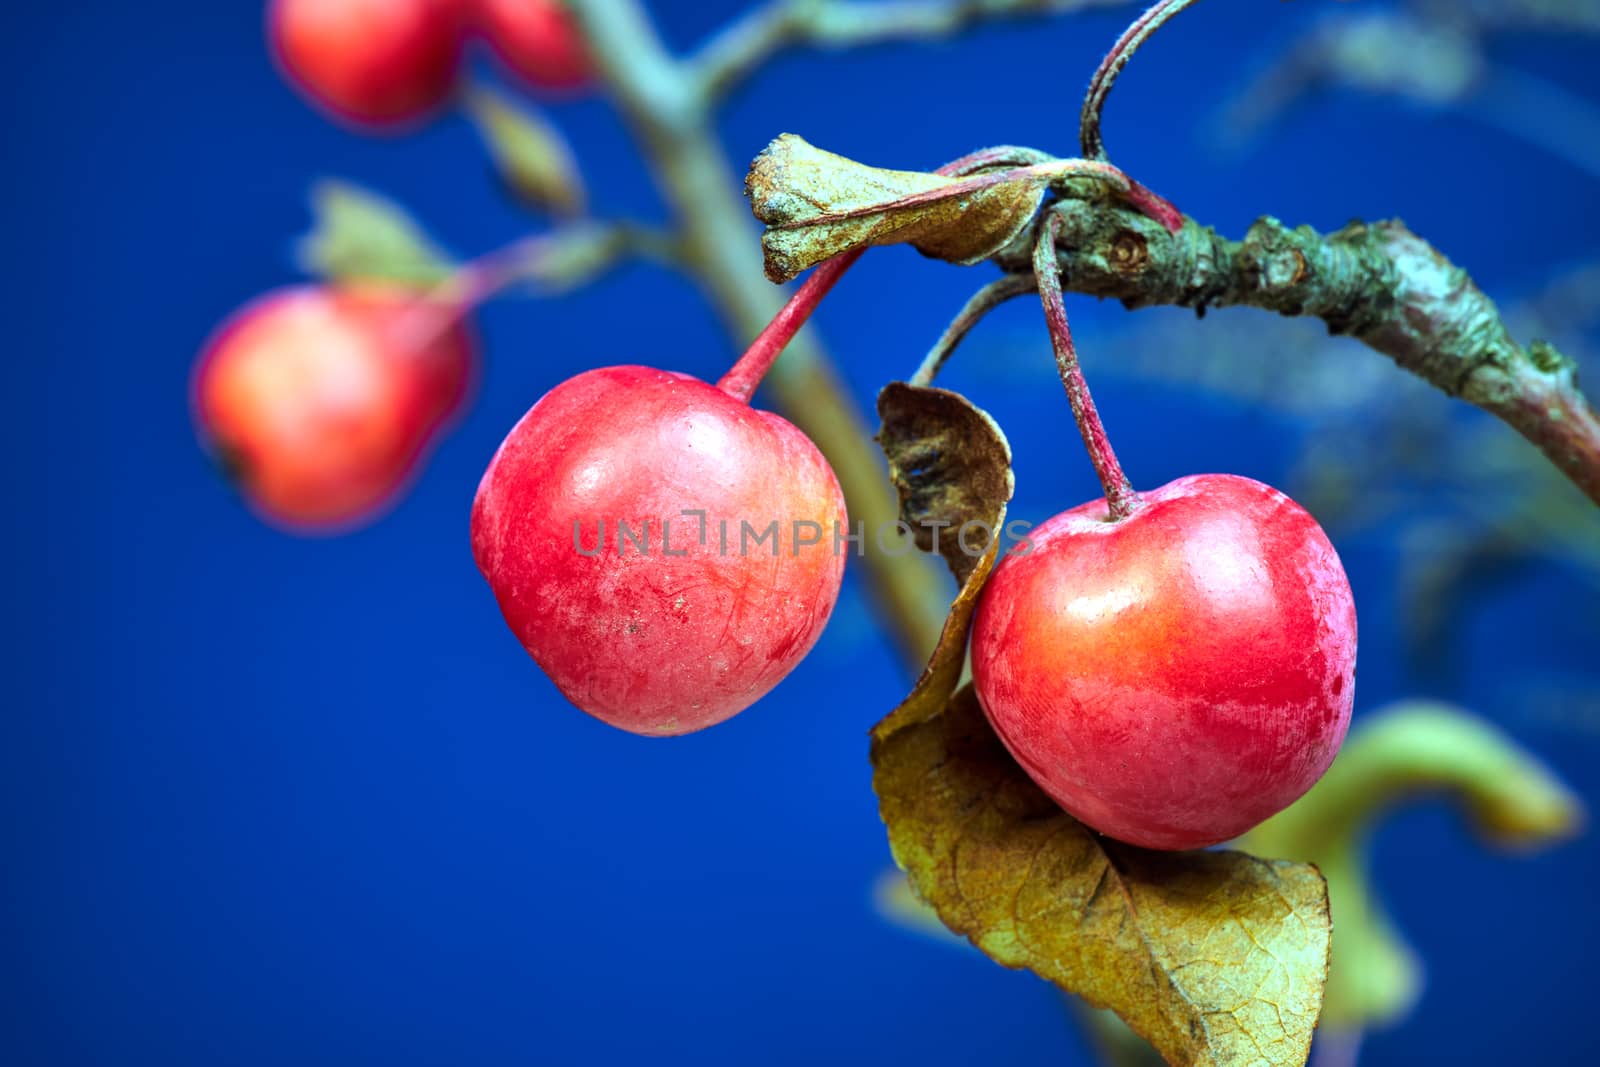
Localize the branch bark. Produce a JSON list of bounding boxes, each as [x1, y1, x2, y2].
[[568, 0, 949, 668], [1003, 198, 1600, 506], [691, 0, 1135, 104]]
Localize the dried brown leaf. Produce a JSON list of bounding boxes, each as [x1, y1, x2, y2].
[[873, 384, 1013, 739], [874, 686, 1332, 1067], [745, 134, 1055, 282], [877, 383, 1013, 584]]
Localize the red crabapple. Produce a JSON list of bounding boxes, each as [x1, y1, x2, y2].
[[971, 473, 1356, 851], [471, 0, 591, 92], [193, 283, 476, 531], [268, 0, 466, 129], [973, 210, 1359, 850], [470, 365, 847, 736]]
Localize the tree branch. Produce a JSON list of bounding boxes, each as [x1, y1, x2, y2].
[[691, 0, 1135, 104], [569, 0, 949, 669], [1416, 0, 1600, 35], [1003, 198, 1600, 506]]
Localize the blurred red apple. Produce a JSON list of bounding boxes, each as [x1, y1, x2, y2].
[[268, 0, 467, 128], [193, 283, 476, 531], [473, 0, 590, 92]]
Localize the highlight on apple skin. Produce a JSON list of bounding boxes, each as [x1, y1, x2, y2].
[[471, 365, 848, 737], [971, 473, 1357, 851], [193, 283, 477, 532]]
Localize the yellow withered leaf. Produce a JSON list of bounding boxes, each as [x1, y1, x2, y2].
[[746, 134, 1055, 282], [874, 686, 1332, 1067]]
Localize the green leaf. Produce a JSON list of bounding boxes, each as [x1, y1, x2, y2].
[[298, 180, 456, 285], [1240, 703, 1583, 1030], [463, 83, 586, 217], [873, 686, 1332, 1067], [745, 134, 1063, 283]]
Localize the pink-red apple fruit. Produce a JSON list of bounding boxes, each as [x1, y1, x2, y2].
[[193, 284, 476, 531], [971, 473, 1356, 850], [472, 0, 590, 92], [471, 365, 847, 736]]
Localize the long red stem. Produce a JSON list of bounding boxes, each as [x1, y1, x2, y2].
[[1034, 211, 1141, 521], [717, 248, 864, 403], [1080, 0, 1205, 162]]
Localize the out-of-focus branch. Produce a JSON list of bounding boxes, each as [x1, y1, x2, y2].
[[690, 0, 1134, 104], [1241, 702, 1581, 1033], [1000, 199, 1600, 506], [1414, 0, 1600, 36], [567, 0, 948, 669], [1210, 7, 1600, 180]]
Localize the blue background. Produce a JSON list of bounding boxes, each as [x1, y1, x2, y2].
[[6, 1, 1599, 1064]]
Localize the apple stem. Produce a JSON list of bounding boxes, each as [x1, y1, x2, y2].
[[1033, 211, 1141, 521], [441, 235, 553, 313], [913, 274, 1040, 387], [388, 235, 551, 357], [717, 249, 864, 404], [1080, 0, 1204, 163]]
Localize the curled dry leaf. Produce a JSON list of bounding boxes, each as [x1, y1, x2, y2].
[[745, 134, 1063, 282], [299, 180, 457, 285], [463, 84, 586, 217], [877, 383, 1013, 584], [873, 383, 1012, 738], [1240, 702, 1583, 1031], [874, 686, 1333, 1067]]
